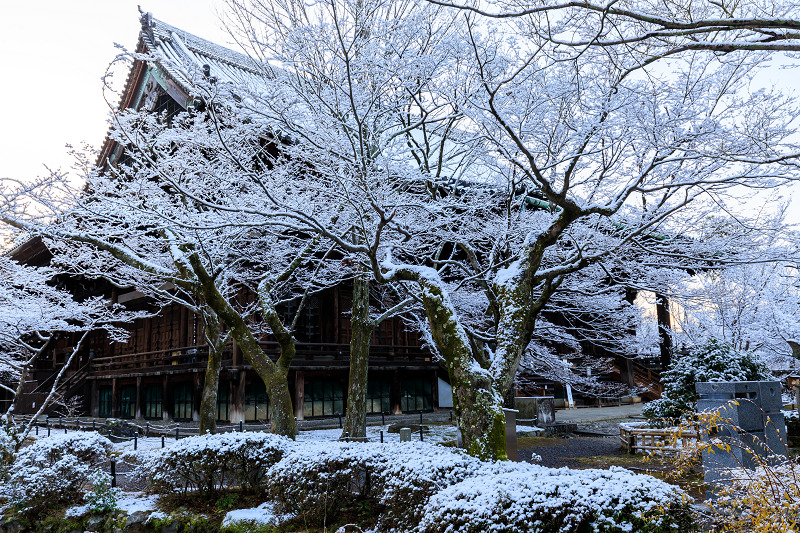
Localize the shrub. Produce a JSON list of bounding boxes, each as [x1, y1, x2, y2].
[[0, 422, 19, 482], [6, 432, 112, 512], [369, 442, 483, 527], [265, 441, 691, 533], [84, 470, 119, 514], [130, 432, 292, 496], [643, 339, 771, 421], [266, 441, 384, 526], [417, 463, 694, 533]]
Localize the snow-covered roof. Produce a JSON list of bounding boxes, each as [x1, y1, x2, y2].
[[138, 11, 265, 97]]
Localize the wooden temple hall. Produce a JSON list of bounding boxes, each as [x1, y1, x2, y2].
[[7, 12, 449, 423]]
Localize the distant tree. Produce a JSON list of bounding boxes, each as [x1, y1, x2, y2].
[[0, 252, 138, 446], [642, 339, 772, 421]]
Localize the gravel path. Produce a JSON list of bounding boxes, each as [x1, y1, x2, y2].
[[521, 435, 627, 468]]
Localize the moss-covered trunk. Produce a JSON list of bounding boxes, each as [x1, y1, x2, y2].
[[343, 273, 372, 439], [188, 253, 296, 439], [417, 279, 507, 460], [198, 309, 224, 435]]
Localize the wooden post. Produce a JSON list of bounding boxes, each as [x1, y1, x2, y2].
[[193, 372, 202, 422], [111, 378, 119, 418], [135, 376, 142, 419], [392, 370, 402, 415], [162, 374, 170, 421], [294, 370, 305, 421], [90, 379, 98, 418]]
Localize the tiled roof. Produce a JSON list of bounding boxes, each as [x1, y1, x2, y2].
[[139, 11, 267, 97]]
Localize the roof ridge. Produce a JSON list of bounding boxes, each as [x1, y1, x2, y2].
[[149, 16, 262, 75]]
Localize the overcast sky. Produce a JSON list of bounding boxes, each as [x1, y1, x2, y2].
[[1, 1, 798, 223]]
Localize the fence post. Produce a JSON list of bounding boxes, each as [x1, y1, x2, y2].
[[420, 424, 423, 442], [628, 434, 636, 455], [161, 435, 165, 448], [146, 423, 149, 437], [92, 419, 96, 431], [338, 413, 343, 429], [240, 420, 244, 432], [380, 430, 384, 443], [382, 412, 385, 425], [175, 427, 179, 441], [35, 425, 38, 436], [110, 460, 117, 488], [134, 435, 138, 451]]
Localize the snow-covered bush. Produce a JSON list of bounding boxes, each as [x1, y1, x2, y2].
[[84, 470, 119, 514], [417, 463, 692, 533], [369, 443, 484, 526], [265, 441, 691, 532], [131, 432, 292, 496], [6, 433, 112, 512], [266, 441, 384, 524], [0, 422, 19, 481], [643, 339, 772, 421]]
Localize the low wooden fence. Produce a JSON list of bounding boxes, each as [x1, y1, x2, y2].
[[619, 423, 699, 455]]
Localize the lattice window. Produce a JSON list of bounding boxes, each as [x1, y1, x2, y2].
[[119, 385, 136, 419], [366, 381, 391, 414], [172, 383, 193, 420], [303, 380, 344, 418], [245, 380, 269, 422], [144, 385, 162, 419], [401, 379, 432, 412], [98, 387, 112, 418]]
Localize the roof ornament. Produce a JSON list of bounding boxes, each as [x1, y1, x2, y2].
[[139, 7, 156, 44]]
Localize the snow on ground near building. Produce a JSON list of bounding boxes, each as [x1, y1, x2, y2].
[[27, 421, 461, 451]]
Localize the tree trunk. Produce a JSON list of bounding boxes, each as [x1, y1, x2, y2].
[[656, 292, 673, 370], [188, 254, 296, 438], [343, 273, 372, 439], [417, 279, 508, 460], [198, 309, 224, 435]]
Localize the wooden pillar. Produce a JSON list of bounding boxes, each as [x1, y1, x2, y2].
[[111, 378, 119, 418], [179, 307, 188, 348], [193, 372, 202, 422], [392, 370, 402, 414], [232, 339, 240, 367], [655, 292, 673, 370], [135, 376, 143, 419], [294, 370, 305, 420], [230, 370, 246, 423], [90, 380, 98, 418], [162, 375, 170, 421], [333, 287, 340, 343]]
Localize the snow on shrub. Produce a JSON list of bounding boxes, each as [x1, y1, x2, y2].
[[0, 422, 18, 483], [265, 441, 691, 532], [130, 432, 292, 496], [6, 432, 112, 512], [369, 442, 484, 526], [266, 441, 385, 524], [643, 339, 771, 421], [417, 463, 693, 533]]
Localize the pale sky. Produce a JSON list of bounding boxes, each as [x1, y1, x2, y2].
[[0, 1, 229, 185], [0, 1, 798, 224]]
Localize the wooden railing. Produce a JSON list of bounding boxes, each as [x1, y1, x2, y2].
[[619, 423, 698, 455], [88, 341, 434, 375]]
